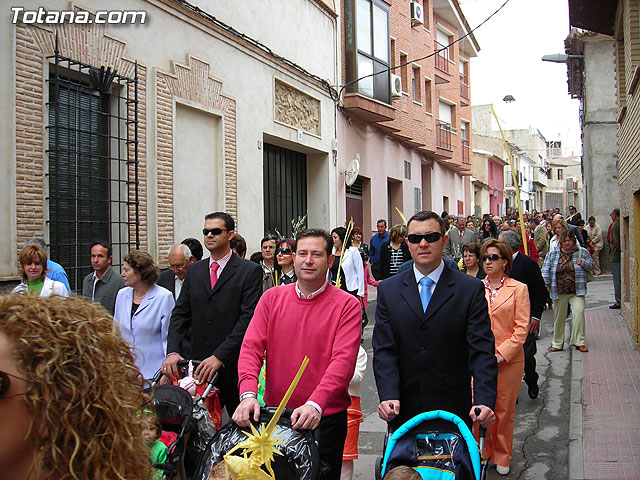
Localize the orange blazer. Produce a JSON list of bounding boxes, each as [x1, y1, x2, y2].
[[484, 277, 530, 364]]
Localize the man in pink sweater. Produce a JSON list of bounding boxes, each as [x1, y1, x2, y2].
[[233, 228, 362, 480]]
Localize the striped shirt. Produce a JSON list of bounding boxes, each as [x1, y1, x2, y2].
[[388, 245, 404, 276]]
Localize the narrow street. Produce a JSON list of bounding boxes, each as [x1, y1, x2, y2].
[[353, 275, 615, 479]]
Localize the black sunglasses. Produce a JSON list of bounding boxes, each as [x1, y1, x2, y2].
[[0, 370, 27, 399], [277, 248, 292, 255], [482, 254, 503, 262], [407, 232, 443, 244], [202, 227, 227, 236]]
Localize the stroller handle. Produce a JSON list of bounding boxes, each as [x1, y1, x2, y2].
[[474, 407, 486, 457], [150, 359, 219, 391]]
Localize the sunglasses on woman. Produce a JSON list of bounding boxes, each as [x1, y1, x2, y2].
[[0, 370, 27, 399], [406, 232, 443, 244], [277, 248, 292, 255], [482, 254, 503, 262]]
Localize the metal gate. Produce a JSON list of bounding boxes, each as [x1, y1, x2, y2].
[[263, 143, 307, 238], [46, 36, 139, 291]]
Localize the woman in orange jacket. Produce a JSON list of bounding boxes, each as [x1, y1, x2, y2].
[[478, 239, 530, 476]]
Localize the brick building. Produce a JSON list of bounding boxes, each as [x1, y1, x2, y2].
[[0, 0, 339, 290], [338, 0, 478, 233]]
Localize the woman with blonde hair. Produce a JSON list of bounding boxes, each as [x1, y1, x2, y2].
[[478, 238, 530, 475], [12, 244, 69, 297], [0, 294, 153, 480], [549, 218, 568, 252]]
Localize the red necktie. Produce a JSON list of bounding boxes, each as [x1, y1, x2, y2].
[[210, 262, 219, 290], [607, 224, 612, 243], [460, 231, 463, 239]]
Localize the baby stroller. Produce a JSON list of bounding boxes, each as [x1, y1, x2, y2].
[[375, 410, 487, 480], [147, 360, 220, 480], [192, 407, 321, 480]]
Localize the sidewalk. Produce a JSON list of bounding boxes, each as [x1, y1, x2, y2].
[[571, 305, 640, 479]]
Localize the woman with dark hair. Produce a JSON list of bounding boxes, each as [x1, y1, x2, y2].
[[480, 217, 499, 244], [379, 225, 411, 279], [275, 238, 297, 285], [542, 230, 595, 353], [462, 243, 485, 279], [0, 294, 154, 479], [12, 244, 69, 297], [330, 227, 364, 297], [478, 239, 530, 475], [113, 250, 175, 379], [351, 226, 370, 261]]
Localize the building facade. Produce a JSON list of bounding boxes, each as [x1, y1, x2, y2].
[[338, 0, 478, 235], [1, 0, 339, 289], [569, 0, 639, 343]]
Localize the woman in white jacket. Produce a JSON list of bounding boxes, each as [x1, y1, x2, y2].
[[330, 227, 364, 297], [12, 245, 69, 297]]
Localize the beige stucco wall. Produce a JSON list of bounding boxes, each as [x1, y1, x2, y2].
[[1, 0, 338, 276]]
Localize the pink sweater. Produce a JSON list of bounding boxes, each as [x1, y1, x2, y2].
[[238, 283, 362, 416]]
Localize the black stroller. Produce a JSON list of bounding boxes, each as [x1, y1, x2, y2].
[[192, 407, 321, 480], [375, 410, 487, 480], [147, 360, 220, 480]]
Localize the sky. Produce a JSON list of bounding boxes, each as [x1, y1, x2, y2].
[[460, 0, 582, 156]]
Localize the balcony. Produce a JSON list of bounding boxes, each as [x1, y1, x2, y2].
[[460, 75, 469, 99], [342, 93, 395, 123], [533, 167, 550, 187], [437, 121, 452, 150], [435, 41, 449, 73], [462, 139, 470, 164]]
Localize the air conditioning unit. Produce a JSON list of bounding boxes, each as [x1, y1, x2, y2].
[[410, 1, 424, 26], [390, 73, 402, 98]]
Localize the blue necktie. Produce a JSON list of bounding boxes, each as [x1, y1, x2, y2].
[[419, 276, 434, 313]]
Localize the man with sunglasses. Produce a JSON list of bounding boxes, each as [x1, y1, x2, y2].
[[373, 211, 497, 431], [162, 212, 262, 415]]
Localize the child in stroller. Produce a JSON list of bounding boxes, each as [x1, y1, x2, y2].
[[193, 407, 321, 480], [148, 360, 221, 480], [377, 410, 487, 480]]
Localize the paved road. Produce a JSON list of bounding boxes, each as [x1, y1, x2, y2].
[[353, 274, 616, 479]]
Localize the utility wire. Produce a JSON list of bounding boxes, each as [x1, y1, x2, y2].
[[338, 0, 512, 101]]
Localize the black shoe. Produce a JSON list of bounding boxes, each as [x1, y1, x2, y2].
[[609, 304, 621, 309], [528, 382, 539, 399]]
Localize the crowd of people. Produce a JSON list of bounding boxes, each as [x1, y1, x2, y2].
[[0, 205, 622, 479]]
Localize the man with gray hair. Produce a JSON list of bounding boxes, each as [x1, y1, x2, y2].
[[25, 237, 70, 292], [499, 230, 547, 399], [157, 243, 196, 301]]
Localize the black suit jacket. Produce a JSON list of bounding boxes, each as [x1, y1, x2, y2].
[[157, 269, 176, 298], [373, 264, 497, 428], [509, 253, 547, 320], [167, 254, 262, 409]]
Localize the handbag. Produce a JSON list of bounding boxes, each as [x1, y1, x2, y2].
[[580, 247, 594, 283]]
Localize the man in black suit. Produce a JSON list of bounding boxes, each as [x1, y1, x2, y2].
[[373, 211, 497, 430], [157, 243, 197, 300], [161, 212, 262, 414], [500, 231, 548, 400]]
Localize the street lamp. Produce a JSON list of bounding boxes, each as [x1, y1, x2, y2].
[[541, 53, 584, 63]]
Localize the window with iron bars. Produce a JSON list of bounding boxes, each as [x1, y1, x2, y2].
[[46, 40, 139, 292]]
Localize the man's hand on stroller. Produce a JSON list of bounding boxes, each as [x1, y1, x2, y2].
[[291, 404, 321, 430], [194, 355, 222, 382], [469, 405, 495, 428], [161, 352, 185, 381], [378, 400, 400, 422], [232, 397, 261, 427]]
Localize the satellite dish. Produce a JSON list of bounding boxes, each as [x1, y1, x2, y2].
[[344, 158, 360, 186]]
